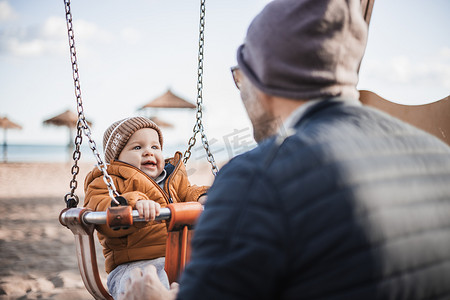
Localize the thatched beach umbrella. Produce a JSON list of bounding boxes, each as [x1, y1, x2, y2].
[[140, 89, 195, 130], [43, 110, 92, 148], [0, 116, 22, 162], [141, 89, 196, 109]]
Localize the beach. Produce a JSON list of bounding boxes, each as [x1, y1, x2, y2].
[[0, 161, 215, 299]]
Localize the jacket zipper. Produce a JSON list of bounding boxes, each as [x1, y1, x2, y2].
[[164, 152, 183, 203]]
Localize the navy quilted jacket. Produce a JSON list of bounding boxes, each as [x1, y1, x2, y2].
[[178, 100, 450, 300]]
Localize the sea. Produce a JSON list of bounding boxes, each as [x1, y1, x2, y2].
[[1, 144, 98, 163], [1, 143, 235, 163]]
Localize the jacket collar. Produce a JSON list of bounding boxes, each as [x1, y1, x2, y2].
[[284, 97, 361, 131]]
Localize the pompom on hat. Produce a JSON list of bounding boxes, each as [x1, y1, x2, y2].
[[103, 117, 163, 163], [236, 0, 368, 100]]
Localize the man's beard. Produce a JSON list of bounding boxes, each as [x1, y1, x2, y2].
[[252, 115, 283, 144]]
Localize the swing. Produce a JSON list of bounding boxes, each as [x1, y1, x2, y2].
[[59, 0, 217, 299]]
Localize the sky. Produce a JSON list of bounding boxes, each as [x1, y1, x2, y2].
[[1, 0, 449, 160]]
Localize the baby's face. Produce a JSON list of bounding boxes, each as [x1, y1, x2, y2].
[[118, 128, 164, 179]]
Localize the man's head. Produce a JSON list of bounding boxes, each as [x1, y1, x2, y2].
[[103, 117, 164, 174], [237, 0, 367, 100], [233, 0, 368, 142]]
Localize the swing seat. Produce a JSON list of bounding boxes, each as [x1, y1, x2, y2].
[[60, 207, 112, 300], [59, 202, 203, 300]]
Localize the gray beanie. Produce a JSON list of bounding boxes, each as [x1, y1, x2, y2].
[[103, 117, 163, 163], [237, 0, 368, 100]]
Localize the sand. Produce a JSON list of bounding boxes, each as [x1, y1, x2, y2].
[[0, 161, 215, 299]]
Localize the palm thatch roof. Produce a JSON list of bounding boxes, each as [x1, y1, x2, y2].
[[141, 89, 196, 109]]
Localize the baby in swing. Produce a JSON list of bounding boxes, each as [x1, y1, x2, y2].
[[83, 116, 208, 299]]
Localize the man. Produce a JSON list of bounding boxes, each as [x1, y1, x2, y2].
[[121, 0, 450, 299]]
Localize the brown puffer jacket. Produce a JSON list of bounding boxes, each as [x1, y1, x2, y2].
[[84, 151, 208, 273]]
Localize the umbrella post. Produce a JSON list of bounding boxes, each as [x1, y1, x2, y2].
[[0, 117, 22, 162], [68, 127, 74, 149], [2, 128, 6, 163], [67, 127, 74, 162]]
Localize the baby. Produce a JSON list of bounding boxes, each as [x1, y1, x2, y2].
[[84, 116, 208, 299]]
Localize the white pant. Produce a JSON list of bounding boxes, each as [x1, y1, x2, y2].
[[107, 257, 170, 299]]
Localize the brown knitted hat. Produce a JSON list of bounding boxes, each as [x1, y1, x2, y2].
[[103, 117, 163, 163], [237, 0, 368, 100]]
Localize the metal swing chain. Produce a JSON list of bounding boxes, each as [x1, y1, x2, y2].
[[63, 0, 120, 208], [183, 0, 219, 176]]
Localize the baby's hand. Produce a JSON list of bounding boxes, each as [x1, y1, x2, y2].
[[135, 200, 161, 222]]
